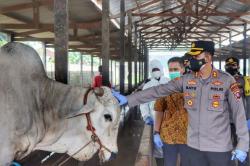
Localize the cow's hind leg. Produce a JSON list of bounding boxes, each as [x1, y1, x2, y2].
[[0, 142, 15, 166]]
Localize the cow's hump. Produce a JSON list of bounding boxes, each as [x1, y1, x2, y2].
[[1, 42, 47, 79]]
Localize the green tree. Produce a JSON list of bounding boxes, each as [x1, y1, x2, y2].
[[68, 52, 81, 64]]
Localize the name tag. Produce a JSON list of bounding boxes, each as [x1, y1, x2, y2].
[[186, 86, 197, 90], [211, 87, 224, 91]]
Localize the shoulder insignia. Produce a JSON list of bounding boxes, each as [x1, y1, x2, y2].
[[230, 82, 241, 99], [212, 71, 218, 78], [230, 83, 239, 91], [191, 42, 195, 48], [194, 72, 199, 78]]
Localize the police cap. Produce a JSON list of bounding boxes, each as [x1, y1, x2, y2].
[[225, 57, 239, 65], [188, 40, 215, 56]]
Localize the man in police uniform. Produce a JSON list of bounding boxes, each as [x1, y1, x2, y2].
[[225, 57, 250, 120], [225, 56, 250, 166], [112, 41, 249, 166]]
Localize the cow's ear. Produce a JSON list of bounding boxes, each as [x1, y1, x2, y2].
[[65, 104, 94, 119]]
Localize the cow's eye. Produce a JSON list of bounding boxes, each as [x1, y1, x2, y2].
[[104, 114, 112, 122]]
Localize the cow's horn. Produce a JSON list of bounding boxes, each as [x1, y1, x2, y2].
[[93, 87, 104, 97]]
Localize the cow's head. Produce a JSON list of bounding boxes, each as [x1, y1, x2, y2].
[[65, 87, 121, 162]]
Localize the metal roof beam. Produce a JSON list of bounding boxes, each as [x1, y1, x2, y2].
[[0, 21, 102, 30], [132, 12, 250, 17], [0, 0, 52, 14]]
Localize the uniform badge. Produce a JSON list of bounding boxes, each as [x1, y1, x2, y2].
[[212, 94, 221, 100], [184, 92, 190, 97], [230, 83, 239, 92], [174, 77, 180, 81], [191, 92, 196, 97], [212, 101, 220, 108], [229, 58, 234, 63], [191, 42, 195, 48], [187, 100, 193, 106], [212, 80, 223, 86], [235, 92, 241, 99], [188, 80, 197, 85], [230, 83, 241, 99]]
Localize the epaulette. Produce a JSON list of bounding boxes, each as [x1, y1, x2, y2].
[[217, 69, 232, 78]]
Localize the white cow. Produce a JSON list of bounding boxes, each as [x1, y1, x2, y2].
[[0, 42, 120, 166]]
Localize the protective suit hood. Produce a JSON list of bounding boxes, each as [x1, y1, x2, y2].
[[149, 60, 164, 78]]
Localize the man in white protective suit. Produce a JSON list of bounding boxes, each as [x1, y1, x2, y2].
[[140, 59, 169, 166]]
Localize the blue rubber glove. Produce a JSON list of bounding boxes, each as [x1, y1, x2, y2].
[[153, 133, 163, 149], [111, 89, 128, 106], [11, 162, 21, 166], [247, 119, 250, 130], [145, 116, 154, 126], [231, 149, 247, 163]]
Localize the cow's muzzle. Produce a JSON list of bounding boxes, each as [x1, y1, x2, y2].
[[109, 152, 117, 160]]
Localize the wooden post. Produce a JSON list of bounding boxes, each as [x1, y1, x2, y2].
[[80, 54, 83, 87], [91, 55, 93, 78], [134, 24, 138, 87], [120, 0, 125, 93], [110, 60, 113, 86], [128, 12, 133, 92], [139, 32, 142, 83], [99, 57, 102, 66], [43, 42, 47, 70], [115, 61, 117, 86], [32, 0, 40, 28], [144, 43, 148, 79], [141, 42, 144, 81], [219, 37, 222, 70], [229, 31, 232, 56], [54, 0, 68, 84], [102, 0, 110, 86], [10, 33, 15, 42], [243, 23, 247, 76]]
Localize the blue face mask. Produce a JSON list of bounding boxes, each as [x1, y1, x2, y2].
[[169, 71, 181, 80]]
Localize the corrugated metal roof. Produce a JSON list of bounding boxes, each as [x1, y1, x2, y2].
[[0, 0, 250, 58]]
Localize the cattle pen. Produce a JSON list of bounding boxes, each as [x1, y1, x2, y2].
[[1, 0, 250, 166]]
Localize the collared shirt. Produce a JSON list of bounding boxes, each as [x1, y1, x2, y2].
[[127, 67, 249, 152], [154, 93, 188, 144]]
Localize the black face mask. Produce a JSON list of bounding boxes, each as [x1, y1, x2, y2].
[[189, 58, 206, 72], [226, 67, 238, 76]]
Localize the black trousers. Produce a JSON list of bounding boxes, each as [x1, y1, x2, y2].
[[187, 146, 232, 166], [163, 143, 190, 166], [155, 157, 164, 166]]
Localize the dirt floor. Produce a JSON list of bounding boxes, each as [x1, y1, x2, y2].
[[19, 116, 144, 166]]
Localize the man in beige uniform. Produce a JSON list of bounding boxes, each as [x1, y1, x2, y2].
[[112, 41, 249, 166]]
